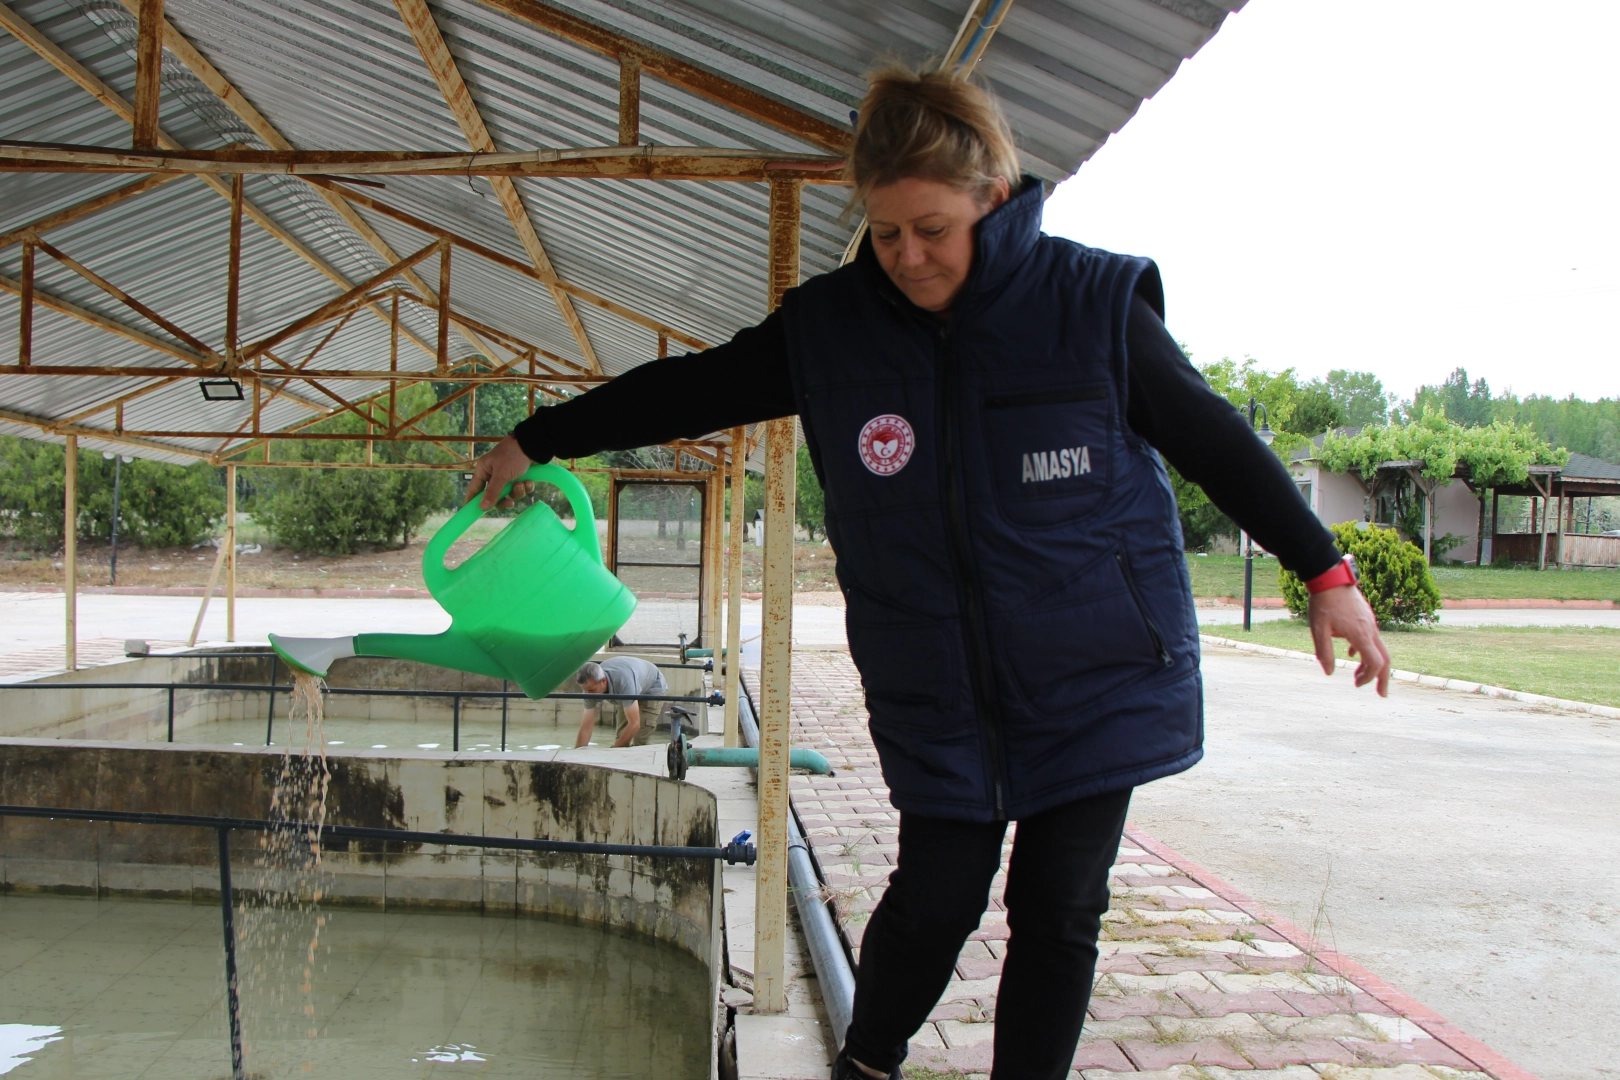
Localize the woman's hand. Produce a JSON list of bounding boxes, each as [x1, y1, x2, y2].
[[1307, 585, 1392, 696], [466, 434, 537, 510]]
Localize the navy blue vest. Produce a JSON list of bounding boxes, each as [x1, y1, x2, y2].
[[780, 181, 1203, 822]]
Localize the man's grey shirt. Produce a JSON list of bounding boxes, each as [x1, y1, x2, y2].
[[598, 656, 666, 706]]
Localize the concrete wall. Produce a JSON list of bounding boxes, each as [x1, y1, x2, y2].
[[0, 740, 721, 970], [2, 649, 711, 743], [1432, 483, 1482, 561]]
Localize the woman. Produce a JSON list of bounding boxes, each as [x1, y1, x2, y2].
[[470, 65, 1391, 1080]]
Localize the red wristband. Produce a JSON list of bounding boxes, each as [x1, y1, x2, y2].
[[1305, 557, 1357, 594]]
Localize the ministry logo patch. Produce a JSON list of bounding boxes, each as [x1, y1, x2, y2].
[[858, 414, 915, 476]]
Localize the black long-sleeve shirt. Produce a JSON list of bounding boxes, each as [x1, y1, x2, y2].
[[513, 295, 1342, 580]]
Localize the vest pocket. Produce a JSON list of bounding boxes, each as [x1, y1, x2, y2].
[[981, 384, 1113, 528], [989, 551, 1165, 717], [844, 597, 972, 736]]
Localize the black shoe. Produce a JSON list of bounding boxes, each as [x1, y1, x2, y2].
[[830, 1049, 901, 1080]]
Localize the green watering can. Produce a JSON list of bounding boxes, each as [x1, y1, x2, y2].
[[269, 464, 636, 699]]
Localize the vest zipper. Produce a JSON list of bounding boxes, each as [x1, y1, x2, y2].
[[936, 320, 1008, 817], [1116, 551, 1173, 668]]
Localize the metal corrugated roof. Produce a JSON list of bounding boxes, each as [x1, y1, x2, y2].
[[2, 0, 1244, 464]]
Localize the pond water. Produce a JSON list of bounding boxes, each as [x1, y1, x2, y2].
[[0, 894, 710, 1079]]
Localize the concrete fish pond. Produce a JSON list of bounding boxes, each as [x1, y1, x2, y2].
[[0, 651, 738, 1079]]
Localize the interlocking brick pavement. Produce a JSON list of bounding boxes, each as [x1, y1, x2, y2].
[[785, 650, 1540, 1080]]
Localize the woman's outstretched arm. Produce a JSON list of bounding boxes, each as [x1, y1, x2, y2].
[[467, 312, 795, 509], [1124, 295, 1390, 694]]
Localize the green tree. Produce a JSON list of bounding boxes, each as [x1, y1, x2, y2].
[[238, 383, 456, 553], [1316, 369, 1392, 427], [1283, 385, 1344, 438], [795, 444, 826, 541], [1403, 367, 1495, 427], [0, 436, 222, 549]]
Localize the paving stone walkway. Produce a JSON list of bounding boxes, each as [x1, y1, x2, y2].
[[786, 650, 1538, 1080]]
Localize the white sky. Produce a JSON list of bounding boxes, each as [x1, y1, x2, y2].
[[1041, 0, 1620, 404]]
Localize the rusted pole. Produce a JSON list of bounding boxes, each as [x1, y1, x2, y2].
[[189, 526, 229, 647], [724, 426, 745, 748], [705, 469, 722, 652], [754, 177, 800, 1015], [18, 239, 33, 369], [225, 463, 236, 642], [225, 173, 243, 368], [437, 239, 452, 372], [389, 292, 400, 431], [132, 0, 164, 150], [618, 55, 641, 146], [63, 434, 78, 671]]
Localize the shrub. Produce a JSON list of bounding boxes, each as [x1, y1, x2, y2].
[[237, 384, 455, 553], [248, 467, 450, 554], [1280, 521, 1441, 627], [0, 435, 223, 548]]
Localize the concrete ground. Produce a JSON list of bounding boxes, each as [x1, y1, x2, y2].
[[1132, 646, 1620, 1080], [5, 591, 1613, 1075]]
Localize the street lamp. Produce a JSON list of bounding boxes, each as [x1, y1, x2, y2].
[[104, 451, 133, 586], [1242, 396, 1273, 631]]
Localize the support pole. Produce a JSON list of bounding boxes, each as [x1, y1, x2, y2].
[[753, 177, 800, 1015], [189, 525, 230, 646], [618, 54, 641, 146], [132, 0, 164, 150], [225, 464, 236, 642], [18, 239, 33, 369], [225, 173, 243, 369], [436, 240, 452, 372], [724, 427, 745, 748], [1490, 489, 1499, 565], [63, 435, 77, 671], [705, 469, 722, 652]]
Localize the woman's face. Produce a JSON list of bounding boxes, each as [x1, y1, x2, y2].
[[866, 176, 1010, 313]]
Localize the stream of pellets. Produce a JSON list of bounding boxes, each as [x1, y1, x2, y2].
[[237, 669, 333, 1075]]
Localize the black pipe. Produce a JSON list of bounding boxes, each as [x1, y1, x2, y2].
[[500, 680, 509, 753], [0, 805, 757, 864], [166, 686, 175, 743], [452, 694, 460, 752], [215, 827, 246, 1080]]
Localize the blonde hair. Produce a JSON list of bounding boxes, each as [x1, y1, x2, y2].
[[848, 62, 1022, 211]]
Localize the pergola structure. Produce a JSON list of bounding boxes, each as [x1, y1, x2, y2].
[[2, 0, 1244, 1011]]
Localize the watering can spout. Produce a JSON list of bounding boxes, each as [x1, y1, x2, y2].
[[353, 628, 508, 681]]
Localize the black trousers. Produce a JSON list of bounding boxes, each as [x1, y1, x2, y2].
[[841, 787, 1132, 1080]]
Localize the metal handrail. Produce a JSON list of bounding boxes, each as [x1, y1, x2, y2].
[[1, 681, 722, 752], [0, 802, 752, 1080]]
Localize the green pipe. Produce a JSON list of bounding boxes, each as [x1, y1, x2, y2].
[[685, 746, 832, 775]]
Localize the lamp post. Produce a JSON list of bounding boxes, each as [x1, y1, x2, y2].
[[104, 451, 132, 586], [1241, 396, 1275, 631]]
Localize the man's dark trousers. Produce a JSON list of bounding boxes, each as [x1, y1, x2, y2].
[[841, 788, 1132, 1080]]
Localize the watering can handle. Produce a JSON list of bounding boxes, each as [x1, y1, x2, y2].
[[423, 463, 601, 596]]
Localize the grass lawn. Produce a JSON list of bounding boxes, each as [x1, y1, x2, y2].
[[1186, 554, 1620, 603], [1206, 619, 1620, 707]]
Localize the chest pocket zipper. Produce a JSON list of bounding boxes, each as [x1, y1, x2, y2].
[[1116, 551, 1173, 668]]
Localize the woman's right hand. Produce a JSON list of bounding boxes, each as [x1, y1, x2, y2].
[[466, 434, 537, 510]]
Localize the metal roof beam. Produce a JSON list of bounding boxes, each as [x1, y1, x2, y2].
[[108, 0, 498, 363], [0, 404, 212, 461], [0, 144, 848, 181], [314, 180, 709, 351], [0, 364, 608, 385], [0, 3, 443, 366], [132, 0, 163, 149], [0, 175, 182, 251], [395, 0, 601, 374], [470, 0, 851, 154], [0, 272, 208, 368]]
